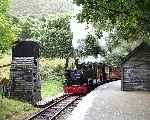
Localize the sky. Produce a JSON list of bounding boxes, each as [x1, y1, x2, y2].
[[69, 4, 110, 62], [70, 4, 95, 49], [70, 4, 108, 49]]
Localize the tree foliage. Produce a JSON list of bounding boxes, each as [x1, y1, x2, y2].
[[82, 34, 105, 57], [18, 18, 33, 39], [0, 0, 17, 53], [30, 15, 73, 58], [0, 0, 10, 14], [105, 52, 126, 67], [74, 0, 150, 66], [74, 0, 150, 46]]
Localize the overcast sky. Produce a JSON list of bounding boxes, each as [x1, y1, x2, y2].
[[70, 4, 95, 49], [70, 4, 107, 49]]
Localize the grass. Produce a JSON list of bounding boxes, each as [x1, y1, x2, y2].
[[0, 55, 65, 119], [0, 54, 11, 65], [40, 58, 65, 71], [40, 58, 65, 98], [0, 96, 39, 120], [41, 80, 63, 98]]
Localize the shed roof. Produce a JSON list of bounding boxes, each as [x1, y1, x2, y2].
[[121, 42, 150, 66]]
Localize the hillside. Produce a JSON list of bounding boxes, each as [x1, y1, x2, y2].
[[9, 0, 74, 17]]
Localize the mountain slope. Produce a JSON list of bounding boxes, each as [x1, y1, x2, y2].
[[9, 0, 73, 17]]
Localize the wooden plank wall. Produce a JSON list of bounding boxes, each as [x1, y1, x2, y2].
[[122, 45, 150, 91]]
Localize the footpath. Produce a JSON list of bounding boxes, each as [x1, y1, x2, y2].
[[67, 80, 150, 120]]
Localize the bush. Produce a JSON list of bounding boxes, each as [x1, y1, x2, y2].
[[39, 58, 65, 98], [40, 58, 65, 81]]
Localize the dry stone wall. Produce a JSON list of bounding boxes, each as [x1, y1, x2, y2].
[[9, 57, 41, 103]]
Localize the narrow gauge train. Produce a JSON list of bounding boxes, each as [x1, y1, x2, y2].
[[64, 59, 121, 95]]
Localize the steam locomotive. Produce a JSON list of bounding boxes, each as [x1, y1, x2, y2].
[[64, 58, 121, 95]]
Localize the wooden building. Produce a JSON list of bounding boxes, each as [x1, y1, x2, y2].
[[121, 42, 150, 91]]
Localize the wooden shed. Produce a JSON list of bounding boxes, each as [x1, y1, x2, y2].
[[121, 42, 150, 91]]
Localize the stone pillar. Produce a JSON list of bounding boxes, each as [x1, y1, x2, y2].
[[10, 57, 41, 103], [9, 40, 41, 104], [9, 57, 41, 103]]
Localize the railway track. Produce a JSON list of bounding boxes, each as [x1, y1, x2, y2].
[[36, 94, 69, 108], [27, 95, 81, 120]]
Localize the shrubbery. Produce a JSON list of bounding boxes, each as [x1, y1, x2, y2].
[[39, 58, 65, 81], [39, 58, 65, 98], [0, 0, 18, 54]]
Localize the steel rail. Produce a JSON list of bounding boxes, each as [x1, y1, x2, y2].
[[27, 94, 70, 120], [49, 96, 80, 120], [35, 94, 69, 108]]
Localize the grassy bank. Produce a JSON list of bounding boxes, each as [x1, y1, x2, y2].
[[0, 96, 39, 120], [0, 55, 65, 119], [40, 58, 65, 98], [41, 79, 63, 98], [0, 54, 11, 80]]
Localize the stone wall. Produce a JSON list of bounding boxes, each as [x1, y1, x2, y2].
[[122, 45, 150, 91], [9, 57, 41, 103]]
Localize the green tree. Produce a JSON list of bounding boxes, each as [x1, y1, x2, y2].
[[83, 34, 105, 57], [0, 0, 9, 13], [74, 0, 150, 48], [18, 18, 33, 39], [31, 15, 73, 58], [0, 0, 16, 53], [74, 0, 150, 66]]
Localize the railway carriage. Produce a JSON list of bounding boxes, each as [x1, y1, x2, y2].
[[64, 59, 121, 95], [110, 67, 121, 80]]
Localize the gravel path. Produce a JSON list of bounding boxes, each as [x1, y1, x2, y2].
[[67, 80, 150, 120]]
